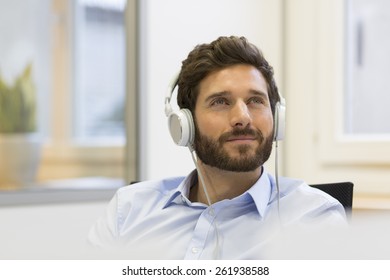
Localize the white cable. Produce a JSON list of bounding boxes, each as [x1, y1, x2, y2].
[[190, 148, 213, 208], [189, 146, 220, 259], [274, 140, 282, 225]]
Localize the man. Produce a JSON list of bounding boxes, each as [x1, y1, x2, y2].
[[88, 36, 346, 259]]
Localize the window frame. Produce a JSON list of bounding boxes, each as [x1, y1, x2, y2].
[[317, 0, 390, 166], [38, 0, 128, 181], [284, 0, 390, 197]]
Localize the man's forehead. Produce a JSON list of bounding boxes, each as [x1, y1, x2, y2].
[[197, 66, 269, 100]]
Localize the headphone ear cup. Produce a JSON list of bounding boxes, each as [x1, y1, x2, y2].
[[274, 101, 286, 141], [167, 108, 195, 147]]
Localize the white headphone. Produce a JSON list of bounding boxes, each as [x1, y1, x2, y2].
[[164, 72, 286, 147]]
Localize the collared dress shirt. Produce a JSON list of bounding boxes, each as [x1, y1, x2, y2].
[[88, 169, 346, 259]]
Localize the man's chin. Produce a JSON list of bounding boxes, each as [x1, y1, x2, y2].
[[224, 145, 258, 157], [227, 153, 257, 161], [218, 162, 261, 173]]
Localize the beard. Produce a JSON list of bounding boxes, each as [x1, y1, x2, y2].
[[194, 124, 274, 172]]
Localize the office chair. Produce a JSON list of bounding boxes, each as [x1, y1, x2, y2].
[[310, 182, 354, 212]]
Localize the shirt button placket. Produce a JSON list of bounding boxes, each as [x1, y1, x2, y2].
[[184, 208, 216, 259]]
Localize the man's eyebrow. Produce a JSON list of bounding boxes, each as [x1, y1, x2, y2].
[[204, 89, 269, 103], [249, 89, 269, 99]]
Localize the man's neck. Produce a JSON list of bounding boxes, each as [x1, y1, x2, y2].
[[190, 163, 263, 205]]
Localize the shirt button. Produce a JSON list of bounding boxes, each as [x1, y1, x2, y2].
[[191, 247, 199, 254]]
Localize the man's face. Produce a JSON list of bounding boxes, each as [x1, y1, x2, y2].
[[194, 64, 274, 172]]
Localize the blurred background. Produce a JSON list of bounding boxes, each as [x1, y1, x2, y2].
[[1, 0, 390, 258]]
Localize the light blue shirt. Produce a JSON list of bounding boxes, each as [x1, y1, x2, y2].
[[88, 169, 346, 259]]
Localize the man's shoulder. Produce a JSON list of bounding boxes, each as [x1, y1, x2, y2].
[[116, 176, 186, 196], [109, 176, 187, 218], [278, 176, 341, 206]]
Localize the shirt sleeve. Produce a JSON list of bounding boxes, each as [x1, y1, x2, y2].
[[87, 192, 120, 249], [304, 200, 348, 226]]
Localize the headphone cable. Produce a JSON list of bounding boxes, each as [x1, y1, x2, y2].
[[189, 146, 221, 259], [275, 139, 282, 226]]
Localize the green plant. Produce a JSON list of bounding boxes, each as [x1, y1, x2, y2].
[[0, 63, 36, 133]]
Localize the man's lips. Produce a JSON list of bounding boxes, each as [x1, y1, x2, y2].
[[219, 128, 263, 144], [226, 136, 257, 142]]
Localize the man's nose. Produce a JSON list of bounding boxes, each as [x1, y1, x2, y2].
[[230, 101, 251, 128]]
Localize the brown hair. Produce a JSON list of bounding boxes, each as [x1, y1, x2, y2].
[[177, 36, 280, 116]]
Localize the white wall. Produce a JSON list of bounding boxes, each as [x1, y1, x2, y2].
[[138, 0, 283, 180]]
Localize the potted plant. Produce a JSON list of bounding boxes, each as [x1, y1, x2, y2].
[[0, 63, 41, 189]]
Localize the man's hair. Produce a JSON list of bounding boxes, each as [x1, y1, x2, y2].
[[177, 36, 280, 116]]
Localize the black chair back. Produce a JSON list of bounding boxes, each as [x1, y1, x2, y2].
[[310, 182, 354, 211]]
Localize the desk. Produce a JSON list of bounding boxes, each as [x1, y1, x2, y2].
[[0, 177, 125, 206], [0, 177, 126, 259]]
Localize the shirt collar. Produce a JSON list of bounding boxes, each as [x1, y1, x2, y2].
[[162, 169, 197, 208], [162, 168, 273, 218], [245, 168, 273, 218]]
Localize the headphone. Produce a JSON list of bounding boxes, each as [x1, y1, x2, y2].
[[164, 72, 286, 147]]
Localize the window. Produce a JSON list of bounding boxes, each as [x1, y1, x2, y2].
[[73, 0, 126, 142], [345, 0, 390, 136], [45, 0, 128, 181], [316, 0, 390, 166], [0, 0, 51, 137], [284, 0, 390, 196], [0, 0, 130, 182]]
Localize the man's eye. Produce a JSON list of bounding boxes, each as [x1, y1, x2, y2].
[[211, 98, 229, 106], [248, 97, 263, 104]]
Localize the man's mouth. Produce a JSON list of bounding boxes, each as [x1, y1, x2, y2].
[[227, 136, 256, 141], [219, 128, 263, 145]]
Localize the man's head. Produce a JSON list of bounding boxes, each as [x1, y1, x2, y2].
[[177, 36, 279, 172], [177, 36, 280, 117]]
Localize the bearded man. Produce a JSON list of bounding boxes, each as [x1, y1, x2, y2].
[[88, 36, 346, 259]]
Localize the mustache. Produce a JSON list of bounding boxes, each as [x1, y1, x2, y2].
[[219, 127, 264, 143]]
